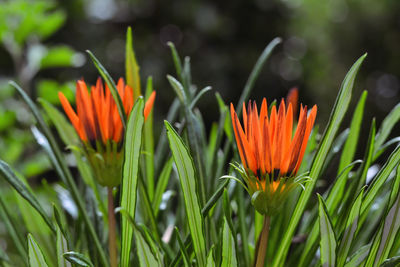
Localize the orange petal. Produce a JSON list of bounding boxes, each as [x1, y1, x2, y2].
[[286, 87, 298, 117], [144, 91, 156, 121], [287, 106, 307, 174], [251, 101, 265, 174], [274, 99, 286, 172], [76, 80, 97, 140], [294, 105, 317, 173], [58, 92, 87, 141], [230, 104, 256, 172]]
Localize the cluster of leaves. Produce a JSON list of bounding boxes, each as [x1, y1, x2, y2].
[[1, 28, 400, 267]]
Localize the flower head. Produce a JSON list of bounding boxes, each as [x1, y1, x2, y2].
[[230, 98, 317, 215], [58, 77, 155, 186]]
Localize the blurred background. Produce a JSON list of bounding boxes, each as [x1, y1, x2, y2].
[[0, 0, 400, 179]]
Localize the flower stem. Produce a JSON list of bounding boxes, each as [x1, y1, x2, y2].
[[255, 216, 271, 267], [108, 187, 117, 267]]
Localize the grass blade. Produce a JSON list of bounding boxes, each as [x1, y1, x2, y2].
[[165, 120, 207, 266], [374, 103, 400, 154], [318, 194, 337, 267], [175, 227, 191, 267], [125, 26, 141, 99], [365, 165, 400, 266], [143, 77, 155, 200], [0, 160, 55, 232], [344, 244, 371, 267], [28, 234, 49, 267], [153, 157, 173, 216], [337, 188, 364, 267], [86, 50, 127, 128], [120, 97, 144, 267], [273, 53, 367, 267], [63, 252, 94, 267], [221, 217, 238, 267], [56, 224, 71, 267]]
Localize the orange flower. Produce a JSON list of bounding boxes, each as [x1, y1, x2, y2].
[[230, 98, 317, 214], [58, 77, 155, 145], [58, 77, 156, 187]]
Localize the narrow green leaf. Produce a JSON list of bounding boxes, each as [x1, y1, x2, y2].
[[380, 256, 400, 267], [135, 227, 163, 267], [56, 224, 71, 267], [167, 42, 183, 80], [0, 196, 27, 262], [338, 91, 367, 174], [167, 75, 186, 104], [86, 50, 127, 128], [120, 98, 144, 267], [221, 217, 238, 267], [365, 165, 400, 266], [206, 247, 216, 267], [165, 120, 206, 266], [361, 144, 400, 217], [144, 77, 155, 200], [374, 103, 400, 154], [63, 252, 94, 267], [125, 26, 141, 99], [0, 160, 55, 232], [337, 188, 364, 267], [344, 244, 371, 267], [168, 178, 229, 267], [153, 157, 173, 216], [318, 194, 337, 267], [175, 228, 191, 267], [28, 234, 49, 267], [272, 54, 367, 267], [189, 86, 212, 109], [235, 37, 281, 116]]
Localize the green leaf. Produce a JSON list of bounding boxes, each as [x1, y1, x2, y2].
[[364, 165, 400, 266], [125, 27, 141, 99], [272, 53, 367, 267], [0, 160, 55, 232], [143, 77, 155, 200], [120, 98, 144, 267], [153, 157, 173, 216], [273, 54, 366, 267], [86, 50, 127, 128], [344, 244, 371, 267], [119, 209, 163, 267], [28, 234, 49, 267], [221, 217, 238, 267], [167, 42, 183, 80], [63, 252, 94, 267], [175, 227, 191, 267], [374, 103, 400, 155], [56, 223, 71, 267], [167, 75, 186, 104], [337, 188, 364, 267], [380, 256, 400, 267], [165, 120, 207, 266], [318, 195, 337, 267], [0, 196, 26, 262], [206, 248, 216, 267], [338, 91, 367, 175], [361, 144, 400, 218], [134, 226, 163, 267], [40, 46, 83, 69]]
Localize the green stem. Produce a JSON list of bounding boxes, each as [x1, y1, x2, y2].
[[255, 216, 271, 267], [108, 187, 117, 267]]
